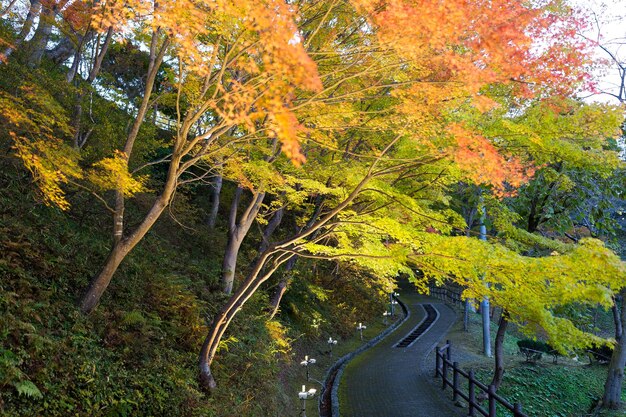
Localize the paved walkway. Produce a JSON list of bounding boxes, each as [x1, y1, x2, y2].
[[338, 288, 465, 417]]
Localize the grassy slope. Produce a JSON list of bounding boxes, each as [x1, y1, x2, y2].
[[445, 308, 626, 417], [0, 58, 390, 416], [0, 162, 289, 416]]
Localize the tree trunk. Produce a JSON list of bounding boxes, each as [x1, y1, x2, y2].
[[47, 34, 76, 65], [268, 280, 288, 319], [258, 207, 284, 253], [199, 250, 293, 391], [80, 176, 176, 313], [602, 290, 626, 409], [207, 174, 222, 229], [478, 196, 491, 357], [490, 311, 508, 390], [78, 31, 171, 313], [222, 235, 242, 294], [86, 26, 113, 83], [265, 192, 326, 317], [72, 26, 113, 148], [70, 27, 112, 146], [79, 240, 130, 313], [268, 256, 297, 319], [27, 1, 62, 67], [2, 0, 41, 59], [221, 187, 266, 294]]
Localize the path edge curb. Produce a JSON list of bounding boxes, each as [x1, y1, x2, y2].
[[318, 295, 410, 417]]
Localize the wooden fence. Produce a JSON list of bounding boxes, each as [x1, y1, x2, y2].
[[435, 341, 528, 417], [428, 284, 463, 307]]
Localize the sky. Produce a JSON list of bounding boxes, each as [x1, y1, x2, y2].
[[573, 0, 626, 104]]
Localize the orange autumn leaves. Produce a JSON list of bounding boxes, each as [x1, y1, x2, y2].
[[92, 0, 320, 164], [347, 0, 589, 194], [351, 0, 589, 96], [448, 123, 532, 196], [88, 0, 586, 172], [20, 0, 592, 194]]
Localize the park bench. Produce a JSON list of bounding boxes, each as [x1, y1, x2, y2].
[[517, 339, 560, 364]]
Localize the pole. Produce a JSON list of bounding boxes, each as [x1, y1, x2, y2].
[[468, 370, 476, 417], [452, 362, 459, 401], [488, 384, 496, 417], [479, 196, 492, 357]]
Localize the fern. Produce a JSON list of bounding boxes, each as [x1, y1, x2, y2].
[[14, 380, 43, 399]]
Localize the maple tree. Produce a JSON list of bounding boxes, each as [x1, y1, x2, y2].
[[193, 0, 613, 391], [579, 9, 626, 407], [2, 0, 625, 401]]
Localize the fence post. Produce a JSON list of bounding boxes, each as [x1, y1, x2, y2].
[[446, 340, 451, 361], [442, 355, 448, 390], [513, 402, 523, 416], [435, 349, 441, 377], [468, 370, 476, 417], [452, 362, 459, 402], [488, 384, 496, 417]]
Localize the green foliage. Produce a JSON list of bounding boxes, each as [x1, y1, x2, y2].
[[475, 364, 625, 417], [0, 348, 43, 400], [0, 160, 290, 416], [14, 380, 43, 399], [517, 339, 553, 353], [588, 344, 614, 362]]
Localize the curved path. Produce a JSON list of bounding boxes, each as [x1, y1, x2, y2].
[[338, 288, 464, 417]]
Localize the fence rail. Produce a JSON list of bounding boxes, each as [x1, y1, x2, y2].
[[435, 341, 528, 417], [428, 284, 463, 307]]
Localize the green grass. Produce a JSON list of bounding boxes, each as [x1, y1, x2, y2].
[[0, 158, 390, 416], [474, 364, 624, 417], [446, 308, 626, 417], [0, 54, 396, 416]]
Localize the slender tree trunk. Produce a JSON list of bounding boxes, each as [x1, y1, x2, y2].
[[71, 26, 112, 147], [79, 240, 130, 312], [265, 192, 326, 317], [78, 31, 170, 313], [602, 290, 626, 409], [86, 26, 113, 83], [72, 92, 85, 148], [268, 256, 298, 319], [268, 280, 287, 319], [200, 250, 293, 391], [258, 207, 284, 253], [2, 0, 41, 59], [479, 196, 492, 357], [222, 237, 242, 294], [490, 311, 508, 390], [463, 205, 476, 328], [254, 205, 290, 318], [207, 174, 222, 229], [27, 0, 67, 67], [1, 0, 19, 16], [80, 156, 180, 313], [221, 187, 266, 294]]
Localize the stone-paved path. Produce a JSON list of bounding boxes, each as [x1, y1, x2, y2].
[[339, 289, 465, 417]]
